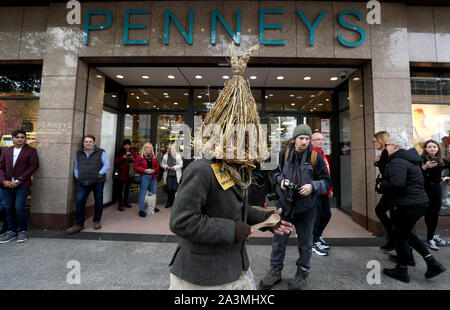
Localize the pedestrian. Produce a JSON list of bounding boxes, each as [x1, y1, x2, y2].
[[0, 129, 39, 244], [134, 142, 160, 217], [168, 44, 293, 290], [373, 131, 396, 251], [160, 144, 183, 209], [66, 135, 110, 235], [310, 132, 333, 256], [378, 133, 446, 283], [114, 139, 136, 211], [420, 139, 450, 250], [260, 124, 332, 290]]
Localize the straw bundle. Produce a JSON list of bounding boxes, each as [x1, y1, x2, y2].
[[194, 44, 269, 194]]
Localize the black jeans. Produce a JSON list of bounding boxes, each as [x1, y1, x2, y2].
[[166, 175, 178, 206], [424, 187, 442, 240], [117, 179, 131, 204], [392, 204, 430, 267], [375, 194, 395, 241], [313, 195, 331, 242]]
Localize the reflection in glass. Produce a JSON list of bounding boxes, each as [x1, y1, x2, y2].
[[125, 88, 189, 110], [194, 88, 261, 111], [123, 114, 151, 153], [156, 115, 185, 158], [266, 90, 332, 112], [269, 116, 297, 152]]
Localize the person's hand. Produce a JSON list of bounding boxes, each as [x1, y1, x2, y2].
[[329, 191, 334, 198], [443, 176, 450, 182], [373, 155, 380, 165], [423, 161, 438, 170], [2, 180, 11, 188], [272, 208, 293, 236], [9, 181, 18, 188], [280, 179, 288, 191], [122, 154, 128, 159], [144, 169, 151, 174], [299, 184, 313, 196]]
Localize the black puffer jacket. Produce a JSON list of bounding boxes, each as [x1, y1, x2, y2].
[[379, 148, 428, 207]]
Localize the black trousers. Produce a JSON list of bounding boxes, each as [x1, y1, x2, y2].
[[424, 187, 442, 240], [375, 194, 395, 241], [312, 195, 331, 242], [167, 175, 178, 206], [392, 204, 430, 267], [117, 179, 131, 204]]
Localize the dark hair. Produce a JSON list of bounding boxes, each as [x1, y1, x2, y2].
[[421, 139, 444, 166], [12, 129, 27, 138], [122, 139, 132, 146], [83, 135, 96, 142]]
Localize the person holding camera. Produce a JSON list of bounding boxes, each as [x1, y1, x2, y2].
[[378, 133, 446, 283], [114, 139, 136, 211], [373, 131, 396, 251], [66, 135, 110, 235], [260, 124, 332, 290], [421, 139, 450, 250]]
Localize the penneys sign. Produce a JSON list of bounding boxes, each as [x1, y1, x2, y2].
[[66, 0, 381, 48]]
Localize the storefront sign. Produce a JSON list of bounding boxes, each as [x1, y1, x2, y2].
[[66, 1, 381, 48]]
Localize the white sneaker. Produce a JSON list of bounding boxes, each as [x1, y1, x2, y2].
[[433, 234, 447, 246], [425, 239, 439, 251], [312, 242, 328, 256]]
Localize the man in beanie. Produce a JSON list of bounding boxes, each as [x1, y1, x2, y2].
[[260, 124, 332, 290]]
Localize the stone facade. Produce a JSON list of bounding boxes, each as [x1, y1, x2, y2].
[[0, 1, 449, 232]]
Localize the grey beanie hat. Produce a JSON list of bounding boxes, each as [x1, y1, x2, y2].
[[292, 124, 312, 140]]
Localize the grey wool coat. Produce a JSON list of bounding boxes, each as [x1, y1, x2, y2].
[[169, 158, 268, 286]]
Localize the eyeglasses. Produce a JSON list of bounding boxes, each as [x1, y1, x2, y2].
[[312, 138, 324, 141]]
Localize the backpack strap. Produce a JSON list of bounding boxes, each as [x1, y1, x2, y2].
[[311, 149, 318, 170]]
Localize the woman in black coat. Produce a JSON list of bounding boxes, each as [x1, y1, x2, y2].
[[378, 133, 446, 283], [421, 140, 450, 250]]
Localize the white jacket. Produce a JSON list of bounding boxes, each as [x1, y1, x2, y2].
[[161, 152, 183, 183]]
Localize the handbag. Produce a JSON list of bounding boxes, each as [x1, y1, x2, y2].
[[375, 172, 383, 193], [130, 156, 143, 184]]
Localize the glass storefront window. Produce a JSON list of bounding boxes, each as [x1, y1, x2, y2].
[[155, 114, 186, 157], [125, 88, 189, 110], [194, 88, 261, 111], [0, 66, 41, 97], [265, 90, 332, 112], [123, 114, 151, 152], [268, 116, 297, 151]]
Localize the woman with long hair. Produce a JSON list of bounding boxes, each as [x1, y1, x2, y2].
[[161, 144, 183, 208], [134, 143, 160, 217], [114, 139, 136, 211], [421, 139, 450, 250], [373, 131, 395, 251]]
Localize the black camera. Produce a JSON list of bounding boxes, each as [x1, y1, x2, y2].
[[283, 179, 301, 203]]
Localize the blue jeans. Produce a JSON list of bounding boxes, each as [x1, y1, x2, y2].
[[270, 205, 316, 271], [1, 187, 30, 232], [76, 183, 104, 226], [139, 174, 157, 211]]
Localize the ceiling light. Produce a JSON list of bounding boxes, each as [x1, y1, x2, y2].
[[126, 104, 130, 108], [174, 102, 178, 105], [131, 93, 134, 96], [310, 95, 316, 97], [153, 105, 156, 108], [326, 99, 329, 101], [141, 75, 150, 79], [144, 101, 149, 104], [265, 96, 268, 99], [296, 96, 302, 99], [304, 76, 311, 80], [330, 77, 338, 81], [347, 97, 350, 100], [250, 76, 257, 80], [310, 109, 314, 112], [96, 75, 102, 78], [112, 95, 117, 98], [136, 96, 140, 100], [318, 103, 324, 106], [353, 77, 360, 81], [184, 93, 188, 96], [195, 75, 203, 79], [143, 92, 148, 95], [291, 103, 295, 106], [222, 75, 230, 80], [168, 75, 175, 79], [116, 75, 124, 79], [197, 95, 202, 99], [276, 76, 284, 80], [269, 94, 274, 97]]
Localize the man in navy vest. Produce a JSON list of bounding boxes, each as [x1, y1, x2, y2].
[[0, 129, 39, 244], [260, 124, 331, 290], [66, 135, 110, 235]]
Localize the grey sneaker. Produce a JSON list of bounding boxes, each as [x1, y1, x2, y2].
[[0, 231, 18, 244], [425, 239, 439, 251], [288, 266, 309, 290], [17, 231, 28, 243], [433, 234, 447, 246], [259, 265, 282, 290]]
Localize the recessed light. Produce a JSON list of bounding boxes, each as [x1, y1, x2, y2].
[[289, 94, 295, 97], [359, 104, 363, 107], [174, 102, 178, 105], [296, 96, 302, 99], [168, 75, 175, 79], [265, 96, 268, 99], [126, 104, 130, 108], [291, 103, 295, 106], [112, 95, 117, 98], [136, 96, 140, 100], [330, 77, 338, 81], [222, 75, 230, 79], [131, 93, 134, 96], [141, 75, 150, 79], [153, 105, 156, 108], [96, 75, 102, 78], [195, 75, 203, 79], [347, 97, 350, 100], [326, 99, 329, 101], [269, 94, 274, 97], [353, 77, 360, 81], [197, 95, 202, 99], [184, 93, 188, 96], [318, 103, 324, 106], [249, 76, 257, 80], [144, 101, 149, 104], [304, 76, 311, 80], [116, 75, 124, 79], [310, 95, 316, 97], [163, 93, 168, 96], [310, 109, 314, 112], [276, 76, 284, 80]]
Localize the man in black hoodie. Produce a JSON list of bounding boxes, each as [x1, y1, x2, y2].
[[378, 133, 446, 283]]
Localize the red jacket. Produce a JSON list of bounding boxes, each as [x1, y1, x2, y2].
[[312, 146, 333, 196], [114, 150, 137, 181], [134, 154, 160, 179], [0, 144, 39, 188]]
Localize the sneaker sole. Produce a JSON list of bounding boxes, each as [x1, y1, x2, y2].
[[425, 243, 439, 251], [17, 238, 27, 243], [312, 248, 328, 256], [259, 279, 281, 290], [0, 237, 17, 244]]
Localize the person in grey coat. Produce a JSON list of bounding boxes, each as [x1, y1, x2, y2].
[[168, 158, 293, 289]]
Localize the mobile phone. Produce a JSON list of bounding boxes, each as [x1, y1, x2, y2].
[[429, 156, 438, 163]]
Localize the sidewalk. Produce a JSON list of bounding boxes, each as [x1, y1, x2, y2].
[[0, 235, 449, 290]]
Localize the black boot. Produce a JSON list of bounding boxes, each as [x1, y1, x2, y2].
[[424, 255, 447, 279], [288, 266, 309, 290], [383, 265, 409, 283], [380, 238, 395, 251], [389, 248, 415, 266]]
